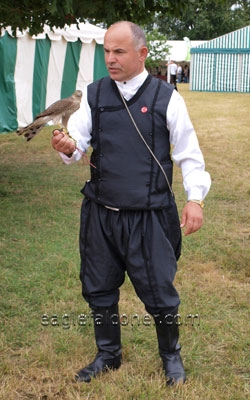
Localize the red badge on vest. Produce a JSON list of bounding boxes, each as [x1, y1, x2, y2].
[[141, 106, 148, 113]]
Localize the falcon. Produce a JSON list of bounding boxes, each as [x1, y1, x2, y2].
[[16, 90, 82, 141]]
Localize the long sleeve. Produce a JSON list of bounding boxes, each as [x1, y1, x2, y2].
[[167, 90, 211, 200], [58, 87, 92, 165]]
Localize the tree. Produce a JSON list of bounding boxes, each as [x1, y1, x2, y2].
[[145, 30, 170, 73], [0, 0, 187, 35], [154, 0, 250, 40]]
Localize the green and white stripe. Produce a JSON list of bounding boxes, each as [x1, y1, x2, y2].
[[0, 24, 108, 133], [190, 26, 250, 92]]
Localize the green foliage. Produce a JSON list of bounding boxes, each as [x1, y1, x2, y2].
[[145, 30, 170, 71], [155, 0, 250, 40], [0, 0, 75, 35], [1, 0, 245, 40], [0, 0, 187, 35]]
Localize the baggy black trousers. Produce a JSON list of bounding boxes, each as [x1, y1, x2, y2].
[[79, 198, 182, 316]]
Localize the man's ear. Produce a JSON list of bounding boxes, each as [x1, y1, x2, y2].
[[139, 46, 148, 61]]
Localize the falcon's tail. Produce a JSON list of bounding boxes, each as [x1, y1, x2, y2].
[[16, 122, 45, 141]]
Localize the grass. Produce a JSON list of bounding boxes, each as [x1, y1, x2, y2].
[[0, 84, 250, 399]]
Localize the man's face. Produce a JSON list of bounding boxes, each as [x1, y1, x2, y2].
[[104, 24, 147, 82]]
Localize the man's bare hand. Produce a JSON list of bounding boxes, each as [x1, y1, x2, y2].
[[51, 129, 76, 155], [180, 202, 203, 236]]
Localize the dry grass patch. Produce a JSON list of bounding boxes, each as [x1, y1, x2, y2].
[[1, 85, 250, 399]]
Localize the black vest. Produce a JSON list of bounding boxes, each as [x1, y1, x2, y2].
[[82, 75, 174, 209]]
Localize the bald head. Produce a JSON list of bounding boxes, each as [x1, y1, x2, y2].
[[108, 21, 147, 50], [104, 21, 148, 82]]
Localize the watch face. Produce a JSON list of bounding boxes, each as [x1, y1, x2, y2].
[[189, 200, 204, 208], [199, 201, 204, 208]]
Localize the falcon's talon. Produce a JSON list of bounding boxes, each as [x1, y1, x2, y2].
[[58, 127, 68, 134]]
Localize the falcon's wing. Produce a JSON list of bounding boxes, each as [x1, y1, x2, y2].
[[16, 90, 82, 141]]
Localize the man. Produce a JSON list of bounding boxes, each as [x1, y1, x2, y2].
[[168, 60, 178, 90], [177, 64, 183, 83], [52, 21, 211, 386]]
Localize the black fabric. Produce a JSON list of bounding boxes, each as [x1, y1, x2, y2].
[[93, 305, 122, 356], [79, 198, 181, 315], [154, 312, 186, 385], [75, 305, 122, 382], [82, 75, 174, 209]]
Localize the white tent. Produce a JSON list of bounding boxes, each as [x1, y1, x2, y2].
[[166, 39, 206, 62], [0, 23, 107, 132]]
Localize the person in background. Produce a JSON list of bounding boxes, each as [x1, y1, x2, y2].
[[184, 64, 190, 83], [168, 60, 178, 90], [177, 64, 183, 83], [51, 21, 211, 387]]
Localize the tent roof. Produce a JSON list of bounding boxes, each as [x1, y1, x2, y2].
[[166, 39, 206, 62], [1, 23, 207, 60], [0, 23, 106, 44], [190, 25, 250, 52]]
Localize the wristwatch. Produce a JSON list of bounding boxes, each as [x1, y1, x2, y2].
[[188, 199, 204, 208]]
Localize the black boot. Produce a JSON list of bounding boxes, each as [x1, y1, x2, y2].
[[154, 312, 186, 386], [75, 305, 122, 383]]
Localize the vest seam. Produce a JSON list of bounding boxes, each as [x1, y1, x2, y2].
[[147, 78, 162, 208]]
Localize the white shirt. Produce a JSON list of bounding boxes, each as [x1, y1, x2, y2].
[[61, 70, 211, 201], [169, 63, 177, 75]]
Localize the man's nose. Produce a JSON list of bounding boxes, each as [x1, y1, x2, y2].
[[106, 52, 116, 63]]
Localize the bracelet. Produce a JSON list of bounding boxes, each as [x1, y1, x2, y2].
[[188, 199, 204, 208]]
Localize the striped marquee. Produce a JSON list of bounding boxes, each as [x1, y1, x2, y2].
[[190, 26, 250, 93], [0, 24, 108, 133]]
